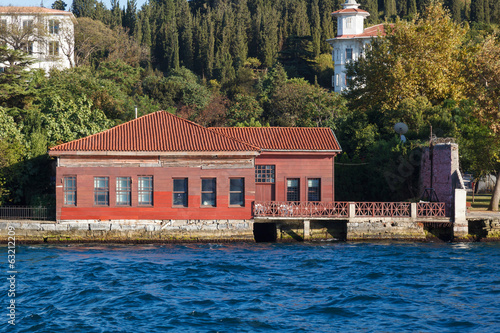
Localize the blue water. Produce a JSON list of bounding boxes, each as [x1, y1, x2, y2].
[[2, 242, 500, 332]]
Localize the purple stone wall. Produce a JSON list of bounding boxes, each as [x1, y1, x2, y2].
[[420, 143, 463, 214]]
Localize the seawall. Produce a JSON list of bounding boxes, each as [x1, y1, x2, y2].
[[1, 217, 497, 243], [0, 220, 255, 244]]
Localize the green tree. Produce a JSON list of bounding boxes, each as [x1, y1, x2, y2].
[[310, 0, 322, 58], [468, 37, 500, 210], [40, 95, 112, 146], [0, 47, 36, 109], [51, 0, 67, 10], [345, 4, 468, 110], [471, 0, 486, 22], [0, 107, 25, 204], [71, 0, 97, 18], [226, 94, 264, 126], [267, 78, 346, 127], [384, 0, 397, 20]]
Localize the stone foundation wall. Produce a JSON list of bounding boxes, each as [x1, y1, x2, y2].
[[346, 219, 426, 240], [0, 220, 255, 243], [468, 217, 500, 241]]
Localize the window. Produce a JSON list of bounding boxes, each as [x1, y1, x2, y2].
[[346, 48, 353, 61], [25, 41, 34, 55], [63, 176, 76, 206], [201, 178, 216, 207], [229, 178, 244, 206], [116, 177, 131, 206], [138, 176, 153, 206], [307, 178, 321, 201], [23, 20, 33, 31], [255, 165, 275, 183], [346, 18, 352, 29], [173, 178, 187, 207], [49, 19, 59, 34], [286, 178, 300, 202], [48, 41, 59, 56], [94, 177, 109, 206]]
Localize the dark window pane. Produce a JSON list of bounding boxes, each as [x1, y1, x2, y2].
[[230, 193, 244, 206], [173, 179, 187, 192], [94, 177, 109, 206], [138, 176, 153, 205], [201, 193, 216, 206], [229, 178, 244, 206], [202, 179, 216, 192], [173, 178, 187, 207], [287, 178, 299, 202], [255, 165, 275, 183], [307, 178, 321, 201], [230, 178, 244, 191], [173, 193, 187, 206]]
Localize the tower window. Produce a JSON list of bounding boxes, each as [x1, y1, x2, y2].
[[346, 48, 353, 61]]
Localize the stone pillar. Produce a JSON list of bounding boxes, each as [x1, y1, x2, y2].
[[348, 202, 356, 218], [411, 202, 417, 220], [453, 188, 468, 239], [303, 220, 310, 240]]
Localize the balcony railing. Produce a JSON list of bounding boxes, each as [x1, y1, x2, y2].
[[254, 201, 349, 218], [0, 206, 53, 220], [355, 202, 411, 217], [416, 202, 446, 217], [254, 201, 448, 218]]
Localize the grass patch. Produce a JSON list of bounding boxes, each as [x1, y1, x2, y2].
[[467, 194, 496, 211]]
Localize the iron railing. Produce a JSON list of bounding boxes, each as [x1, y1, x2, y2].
[[355, 202, 411, 217], [254, 201, 349, 218], [254, 201, 448, 218], [416, 202, 446, 217], [0, 206, 53, 220]]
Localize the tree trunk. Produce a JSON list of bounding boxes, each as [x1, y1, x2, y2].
[[488, 170, 500, 211]]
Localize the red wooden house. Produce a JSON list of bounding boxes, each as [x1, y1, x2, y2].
[[49, 111, 341, 222]]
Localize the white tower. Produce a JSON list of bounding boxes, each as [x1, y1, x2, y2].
[[327, 0, 385, 93], [335, 0, 369, 37]]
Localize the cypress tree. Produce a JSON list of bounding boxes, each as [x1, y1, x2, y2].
[[492, 0, 500, 24], [311, 0, 321, 58], [258, 4, 279, 68], [407, 0, 417, 17], [141, 4, 152, 48], [319, 0, 335, 53], [232, 0, 250, 69], [383, 0, 397, 20], [177, 0, 194, 69], [471, 0, 485, 23], [290, 0, 311, 36], [110, 0, 122, 29], [484, 0, 490, 24], [360, 0, 379, 24], [123, 0, 137, 34], [445, 0, 462, 22], [396, 0, 407, 17]]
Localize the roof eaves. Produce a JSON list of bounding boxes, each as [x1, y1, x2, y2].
[[49, 150, 261, 157]]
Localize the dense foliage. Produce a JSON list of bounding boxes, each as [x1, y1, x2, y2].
[[0, 1, 498, 209]]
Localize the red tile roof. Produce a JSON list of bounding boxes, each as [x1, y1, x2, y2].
[[0, 6, 74, 15], [210, 127, 341, 152], [332, 8, 370, 15], [49, 111, 260, 154], [335, 23, 388, 38]]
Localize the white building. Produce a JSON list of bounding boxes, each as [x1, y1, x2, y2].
[[327, 0, 387, 93], [0, 6, 75, 72]]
